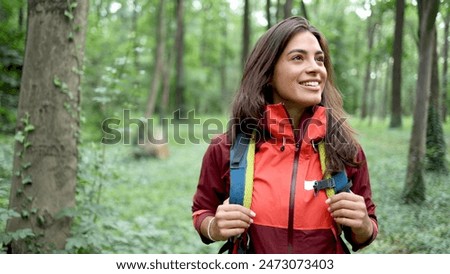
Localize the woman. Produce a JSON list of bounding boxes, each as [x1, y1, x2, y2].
[[192, 16, 377, 253]]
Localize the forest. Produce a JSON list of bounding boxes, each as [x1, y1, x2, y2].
[[0, 0, 449, 254]]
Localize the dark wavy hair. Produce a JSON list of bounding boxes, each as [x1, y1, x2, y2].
[[228, 16, 360, 173]]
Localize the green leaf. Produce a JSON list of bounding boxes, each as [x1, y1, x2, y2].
[[70, 2, 78, 9], [64, 10, 74, 20], [53, 76, 62, 87], [21, 162, 31, 170], [21, 210, 29, 219], [24, 124, 35, 133], [22, 175, 32, 185], [14, 131, 25, 143], [11, 229, 34, 241]]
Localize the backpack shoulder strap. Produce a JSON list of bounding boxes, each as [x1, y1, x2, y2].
[[229, 131, 256, 208], [314, 141, 352, 197]]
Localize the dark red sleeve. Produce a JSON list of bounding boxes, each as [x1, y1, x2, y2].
[[344, 148, 378, 251], [191, 134, 231, 243]]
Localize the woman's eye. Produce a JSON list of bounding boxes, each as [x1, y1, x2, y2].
[[292, 55, 303, 61], [316, 56, 325, 63]]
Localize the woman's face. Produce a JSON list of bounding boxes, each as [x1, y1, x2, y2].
[[271, 31, 327, 111]]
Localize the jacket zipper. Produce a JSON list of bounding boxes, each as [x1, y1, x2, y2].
[[287, 142, 301, 253]]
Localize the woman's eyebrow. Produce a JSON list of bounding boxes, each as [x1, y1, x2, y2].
[[287, 49, 324, 55]]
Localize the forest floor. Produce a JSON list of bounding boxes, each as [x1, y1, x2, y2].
[[1, 116, 449, 253]]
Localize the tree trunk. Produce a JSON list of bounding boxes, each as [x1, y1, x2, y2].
[[174, 0, 185, 115], [380, 58, 391, 119], [7, 0, 88, 253], [220, 15, 229, 114], [242, 0, 250, 68], [361, 16, 376, 120], [442, 11, 449, 122], [425, 27, 448, 174], [18, 0, 25, 30], [403, 0, 439, 204], [275, 0, 281, 22], [266, 0, 271, 29], [145, 0, 165, 119], [284, 0, 293, 19], [300, 0, 308, 20], [389, 0, 405, 128], [368, 62, 378, 126]]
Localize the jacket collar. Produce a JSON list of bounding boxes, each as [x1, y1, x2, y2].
[[262, 103, 327, 144]]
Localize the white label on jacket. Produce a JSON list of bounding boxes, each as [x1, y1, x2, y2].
[[304, 180, 315, 191]]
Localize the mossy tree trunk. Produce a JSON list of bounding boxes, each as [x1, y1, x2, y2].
[[403, 0, 439, 204], [6, 0, 88, 253], [425, 26, 448, 174]]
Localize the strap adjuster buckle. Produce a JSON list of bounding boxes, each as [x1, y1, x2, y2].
[[313, 178, 335, 196]]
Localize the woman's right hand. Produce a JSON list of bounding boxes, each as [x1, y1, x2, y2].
[[207, 198, 256, 241]]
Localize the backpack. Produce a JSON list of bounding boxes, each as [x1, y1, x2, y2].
[[219, 131, 352, 254]]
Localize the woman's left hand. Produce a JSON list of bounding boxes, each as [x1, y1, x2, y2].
[[325, 192, 373, 244]]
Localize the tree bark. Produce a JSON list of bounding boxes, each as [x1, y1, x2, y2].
[[145, 0, 165, 119], [284, 0, 293, 19], [403, 0, 440, 204], [7, 0, 88, 253], [361, 16, 376, 120], [389, 0, 405, 128], [266, 0, 271, 29], [300, 0, 308, 20], [220, 15, 229, 114], [275, 0, 281, 22], [425, 27, 448, 174], [442, 11, 449, 122], [242, 0, 250, 68], [174, 0, 185, 115]]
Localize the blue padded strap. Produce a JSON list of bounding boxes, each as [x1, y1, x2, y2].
[[229, 133, 249, 205]]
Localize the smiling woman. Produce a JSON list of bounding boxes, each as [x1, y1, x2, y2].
[[191, 16, 378, 254], [271, 31, 328, 128]]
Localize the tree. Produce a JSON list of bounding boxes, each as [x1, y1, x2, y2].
[[360, 12, 377, 120], [403, 0, 439, 204], [174, 0, 185, 114], [145, 0, 166, 119], [6, 0, 88, 253], [242, 0, 250, 68], [300, 0, 308, 20], [284, 0, 293, 18], [266, 0, 272, 29], [442, 9, 449, 122], [425, 26, 448, 174], [389, 0, 405, 128]]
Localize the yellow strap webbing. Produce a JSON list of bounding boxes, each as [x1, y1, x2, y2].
[[243, 132, 256, 208], [318, 142, 335, 198]]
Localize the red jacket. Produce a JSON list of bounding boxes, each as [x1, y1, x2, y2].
[[192, 104, 378, 253]]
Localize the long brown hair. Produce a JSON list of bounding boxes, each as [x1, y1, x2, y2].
[[228, 16, 360, 172]]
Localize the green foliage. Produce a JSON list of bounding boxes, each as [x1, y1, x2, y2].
[[0, 136, 36, 253], [0, 0, 26, 134]]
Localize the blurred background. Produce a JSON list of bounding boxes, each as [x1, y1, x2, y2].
[[0, 0, 449, 253]]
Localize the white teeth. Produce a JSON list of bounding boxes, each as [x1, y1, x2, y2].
[[300, 81, 319, 87]]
